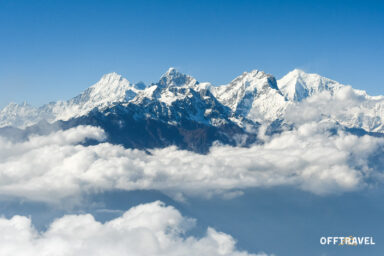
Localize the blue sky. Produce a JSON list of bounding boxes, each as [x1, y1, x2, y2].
[[0, 0, 383, 107]]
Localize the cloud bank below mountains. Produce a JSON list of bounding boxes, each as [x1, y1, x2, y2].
[[0, 124, 383, 203], [0, 201, 267, 256]]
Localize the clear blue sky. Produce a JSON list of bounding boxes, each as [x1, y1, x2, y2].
[[0, 0, 383, 107]]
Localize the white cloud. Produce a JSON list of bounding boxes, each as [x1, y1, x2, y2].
[[0, 124, 383, 203], [0, 201, 268, 256], [284, 87, 384, 132]]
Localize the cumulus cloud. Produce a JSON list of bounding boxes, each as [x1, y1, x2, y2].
[[285, 86, 384, 131], [0, 201, 268, 256], [0, 124, 383, 203]]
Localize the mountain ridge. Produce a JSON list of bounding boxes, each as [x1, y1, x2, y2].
[[1, 68, 384, 136]]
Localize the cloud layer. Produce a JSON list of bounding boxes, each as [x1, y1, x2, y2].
[[0, 124, 383, 203], [0, 201, 267, 256]]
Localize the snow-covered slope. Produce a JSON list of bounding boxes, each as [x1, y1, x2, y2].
[[0, 73, 144, 128], [212, 70, 288, 122], [0, 102, 39, 128], [1, 68, 384, 133], [278, 69, 343, 101], [136, 67, 201, 106], [278, 69, 384, 132], [158, 67, 199, 89], [130, 68, 233, 126], [50, 72, 143, 120]]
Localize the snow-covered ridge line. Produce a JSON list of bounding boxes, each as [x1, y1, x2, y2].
[[1, 67, 384, 133], [0, 72, 142, 128]]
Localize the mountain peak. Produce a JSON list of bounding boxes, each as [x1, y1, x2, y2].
[[282, 69, 331, 81], [243, 69, 267, 76], [278, 69, 342, 101], [158, 68, 198, 88], [289, 68, 306, 75], [164, 67, 178, 75], [85, 72, 133, 100], [211, 69, 285, 122], [229, 69, 278, 91], [96, 72, 124, 85], [59, 72, 141, 120]]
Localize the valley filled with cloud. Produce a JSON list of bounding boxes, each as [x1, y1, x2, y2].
[[0, 123, 383, 204]]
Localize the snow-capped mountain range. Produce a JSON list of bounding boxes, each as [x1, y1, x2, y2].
[[1, 67, 383, 151], [279, 69, 384, 132], [0, 72, 142, 128]]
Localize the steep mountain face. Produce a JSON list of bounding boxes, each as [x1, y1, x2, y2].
[[278, 69, 384, 132], [55, 72, 142, 119], [212, 70, 288, 123], [131, 68, 236, 127], [1, 67, 384, 153], [0, 72, 144, 128], [57, 104, 258, 153], [278, 69, 343, 101], [157, 67, 199, 88]]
